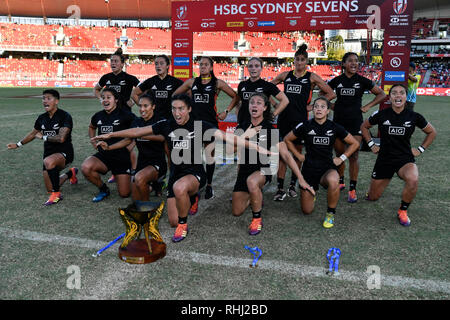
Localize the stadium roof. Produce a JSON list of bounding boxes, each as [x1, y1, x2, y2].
[[0, 0, 449, 20]]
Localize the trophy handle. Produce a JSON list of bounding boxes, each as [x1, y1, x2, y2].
[[147, 201, 165, 243], [119, 208, 141, 249]]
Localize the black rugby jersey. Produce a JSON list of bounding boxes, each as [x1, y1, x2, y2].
[[98, 71, 140, 109], [368, 107, 428, 161], [34, 108, 73, 156], [328, 73, 374, 122], [237, 78, 280, 125], [131, 116, 166, 163], [152, 117, 217, 173], [190, 77, 219, 126], [293, 119, 348, 168], [90, 107, 135, 157], [279, 71, 312, 123], [235, 119, 278, 173], [137, 75, 183, 120]]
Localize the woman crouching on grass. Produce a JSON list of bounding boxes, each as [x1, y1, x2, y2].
[[361, 83, 436, 227], [91, 94, 278, 243], [284, 97, 359, 229]]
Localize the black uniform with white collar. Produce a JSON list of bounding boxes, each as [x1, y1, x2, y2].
[[98, 71, 140, 110], [368, 107, 428, 179], [151, 117, 217, 198], [137, 75, 183, 120], [90, 107, 135, 174], [328, 73, 374, 135], [292, 119, 349, 190], [34, 108, 74, 163]]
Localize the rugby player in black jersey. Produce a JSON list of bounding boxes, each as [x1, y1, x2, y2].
[[7, 89, 77, 205], [82, 88, 135, 202], [128, 94, 167, 201], [327, 52, 386, 203], [92, 94, 275, 243], [272, 44, 336, 201], [231, 93, 314, 235], [361, 84, 436, 227], [173, 56, 239, 200], [233, 57, 289, 127], [285, 97, 359, 228], [131, 55, 183, 121], [94, 48, 140, 184]]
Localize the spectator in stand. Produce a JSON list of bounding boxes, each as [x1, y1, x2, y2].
[[407, 62, 421, 111]]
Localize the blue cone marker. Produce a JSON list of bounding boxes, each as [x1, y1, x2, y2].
[[92, 233, 125, 257], [245, 246, 262, 268], [326, 247, 341, 274]]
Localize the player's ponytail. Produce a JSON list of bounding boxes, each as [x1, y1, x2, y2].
[[112, 48, 125, 63], [295, 44, 308, 59]]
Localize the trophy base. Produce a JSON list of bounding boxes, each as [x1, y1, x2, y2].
[[118, 239, 166, 264]]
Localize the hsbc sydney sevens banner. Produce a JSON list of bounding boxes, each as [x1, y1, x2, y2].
[[172, 0, 413, 108]]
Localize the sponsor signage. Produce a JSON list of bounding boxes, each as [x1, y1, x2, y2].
[[384, 71, 405, 81]]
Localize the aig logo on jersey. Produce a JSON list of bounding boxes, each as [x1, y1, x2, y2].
[[173, 139, 189, 149], [44, 130, 57, 136], [156, 91, 168, 98], [101, 126, 113, 133], [388, 126, 405, 135], [286, 84, 302, 94], [341, 88, 355, 96], [194, 94, 209, 103], [242, 92, 253, 100], [313, 136, 330, 145]]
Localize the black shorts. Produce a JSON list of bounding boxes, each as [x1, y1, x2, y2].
[[278, 117, 304, 145], [93, 151, 131, 175], [334, 118, 362, 136], [233, 168, 272, 193], [371, 157, 415, 180], [135, 157, 167, 179], [42, 146, 74, 170], [302, 164, 337, 191], [167, 166, 206, 198]]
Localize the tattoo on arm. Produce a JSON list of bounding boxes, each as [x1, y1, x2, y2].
[[47, 127, 70, 143]]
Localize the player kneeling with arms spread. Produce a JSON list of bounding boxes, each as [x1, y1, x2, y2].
[[7, 89, 77, 205], [284, 97, 359, 228], [230, 92, 314, 235], [361, 83, 436, 227], [91, 94, 274, 243]]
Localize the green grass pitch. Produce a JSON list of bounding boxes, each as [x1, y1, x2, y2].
[[0, 87, 449, 300]]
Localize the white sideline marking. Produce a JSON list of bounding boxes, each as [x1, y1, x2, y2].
[[0, 112, 41, 119], [1, 226, 449, 295]]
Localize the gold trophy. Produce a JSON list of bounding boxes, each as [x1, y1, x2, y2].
[[118, 201, 166, 264]]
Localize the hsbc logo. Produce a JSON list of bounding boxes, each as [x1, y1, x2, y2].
[[201, 22, 209, 28], [393, 0, 408, 15], [388, 126, 405, 135], [156, 91, 168, 98], [388, 40, 398, 46], [313, 136, 330, 145], [175, 22, 182, 28], [390, 17, 399, 23], [286, 84, 302, 94], [340, 88, 355, 96], [174, 42, 182, 48]]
